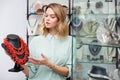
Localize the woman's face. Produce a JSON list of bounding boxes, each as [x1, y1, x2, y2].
[[44, 8, 58, 29]]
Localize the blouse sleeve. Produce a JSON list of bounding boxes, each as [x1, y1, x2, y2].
[[66, 36, 76, 77], [27, 62, 38, 79], [27, 37, 39, 79]]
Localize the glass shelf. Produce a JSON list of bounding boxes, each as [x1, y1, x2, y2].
[[72, 12, 120, 16], [75, 36, 120, 48], [80, 42, 120, 48], [28, 13, 43, 15], [77, 61, 116, 64]]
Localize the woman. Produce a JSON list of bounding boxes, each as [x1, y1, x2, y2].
[[22, 3, 72, 80]]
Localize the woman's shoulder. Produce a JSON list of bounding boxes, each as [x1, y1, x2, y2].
[[66, 35, 72, 39], [66, 35, 76, 44], [30, 35, 44, 42], [66, 35, 75, 41]]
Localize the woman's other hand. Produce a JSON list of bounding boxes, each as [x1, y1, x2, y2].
[[29, 53, 51, 67]]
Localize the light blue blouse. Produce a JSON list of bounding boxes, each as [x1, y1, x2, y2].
[[27, 34, 73, 80]]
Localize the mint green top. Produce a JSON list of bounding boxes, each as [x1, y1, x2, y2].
[[27, 34, 72, 80]]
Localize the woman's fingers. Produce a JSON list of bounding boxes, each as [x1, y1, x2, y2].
[[29, 57, 40, 62], [29, 57, 40, 65]]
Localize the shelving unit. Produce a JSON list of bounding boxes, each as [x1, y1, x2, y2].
[[71, 0, 120, 80], [26, 0, 72, 44]]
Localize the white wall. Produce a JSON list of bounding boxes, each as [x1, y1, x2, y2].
[[0, 0, 27, 80], [0, 0, 68, 80]]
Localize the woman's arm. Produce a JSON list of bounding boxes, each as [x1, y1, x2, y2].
[[47, 61, 69, 76], [21, 65, 29, 77], [29, 54, 69, 77]]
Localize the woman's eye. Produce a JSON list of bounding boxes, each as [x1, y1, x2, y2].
[[51, 15, 56, 18], [51, 16, 55, 18]]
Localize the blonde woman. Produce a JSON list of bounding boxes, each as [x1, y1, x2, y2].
[[21, 3, 72, 80]]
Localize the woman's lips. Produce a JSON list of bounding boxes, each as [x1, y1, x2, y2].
[[45, 22, 50, 25]]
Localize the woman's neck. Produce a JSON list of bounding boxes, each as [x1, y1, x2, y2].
[[49, 28, 57, 35]]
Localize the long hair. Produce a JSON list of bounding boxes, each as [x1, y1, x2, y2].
[[38, 3, 69, 38]]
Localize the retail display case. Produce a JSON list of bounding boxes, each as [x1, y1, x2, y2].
[[71, 0, 120, 80]]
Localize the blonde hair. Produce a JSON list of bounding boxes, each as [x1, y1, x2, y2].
[[38, 3, 69, 38]]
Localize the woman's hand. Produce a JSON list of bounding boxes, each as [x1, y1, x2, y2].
[[29, 53, 69, 76], [29, 53, 51, 66]]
